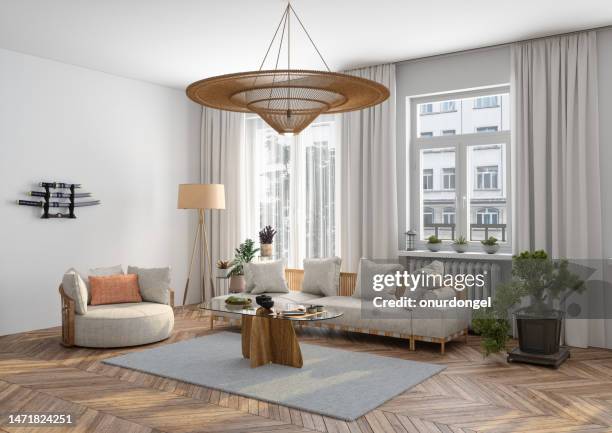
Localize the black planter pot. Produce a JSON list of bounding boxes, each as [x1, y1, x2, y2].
[[515, 308, 564, 355]]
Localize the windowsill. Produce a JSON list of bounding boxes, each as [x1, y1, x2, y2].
[[398, 249, 512, 261], [472, 105, 500, 109]]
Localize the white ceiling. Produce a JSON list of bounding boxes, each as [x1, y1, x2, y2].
[[1, 0, 611, 89]]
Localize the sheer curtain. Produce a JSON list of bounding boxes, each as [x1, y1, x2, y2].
[[511, 31, 608, 348], [243, 114, 340, 268], [340, 63, 397, 272]]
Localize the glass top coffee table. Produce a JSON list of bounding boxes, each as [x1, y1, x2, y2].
[[202, 301, 343, 368]]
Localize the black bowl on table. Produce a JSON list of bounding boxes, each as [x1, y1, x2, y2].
[[255, 294, 274, 309]]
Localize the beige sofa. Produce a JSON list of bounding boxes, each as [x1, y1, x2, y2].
[[59, 285, 175, 348], [210, 269, 468, 353]]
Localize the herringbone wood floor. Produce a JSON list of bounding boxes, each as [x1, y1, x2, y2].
[[1, 306, 612, 433]]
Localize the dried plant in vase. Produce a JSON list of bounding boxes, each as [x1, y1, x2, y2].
[[216, 260, 231, 278], [259, 225, 277, 257]]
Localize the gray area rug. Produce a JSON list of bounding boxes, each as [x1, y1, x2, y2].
[[103, 332, 445, 421]]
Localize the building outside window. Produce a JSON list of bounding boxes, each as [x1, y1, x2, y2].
[[442, 167, 455, 190], [440, 100, 456, 112], [411, 88, 510, 246], [474, 95, 499, 109], [477, 207, 499, 225], [443, 207, 456, 224], [476, 126, 499, 133], [422, 168, 434, 190], [420, 103, 434, 115], [476, 166, 499, 189]]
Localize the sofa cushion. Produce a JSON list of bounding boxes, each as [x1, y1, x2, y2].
[[74, 302, 174, 348], [87, 264, 124, 304], [302, 257, 341, 296], [249, 260, 289, 294], [62, 268, 88, 315], [89, 274, 143, 305], [127, 266, 171, 305], [353, 259, 404, 300], [316, 296, 412, 335]]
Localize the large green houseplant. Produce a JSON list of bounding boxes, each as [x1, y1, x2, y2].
[[228, 239, 259, 293], [473, 250, 583, 357]]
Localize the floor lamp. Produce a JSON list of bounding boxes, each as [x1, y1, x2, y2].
[[178, 184, 225, 307]]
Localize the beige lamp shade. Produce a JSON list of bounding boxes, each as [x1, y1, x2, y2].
[[178, 184, 225, 209]]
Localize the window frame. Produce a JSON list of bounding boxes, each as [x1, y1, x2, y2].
[[407, 85, 511, 253]]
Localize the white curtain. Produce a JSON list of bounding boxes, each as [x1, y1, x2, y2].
[[242, 115, 339, 268], [201, 107, 245, 298], [340, 63, 398, 272], [511, 31, 608, 348]]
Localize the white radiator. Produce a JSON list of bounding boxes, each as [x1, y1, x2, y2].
[[402, 257, 503, 322]]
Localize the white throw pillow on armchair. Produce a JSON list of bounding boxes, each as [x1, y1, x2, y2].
[[127, 266, 172, 305], [302, 257, 341, 296], [249, 260, 290, 294], [61, 268, 88, 314]]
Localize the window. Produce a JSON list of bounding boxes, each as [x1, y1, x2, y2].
[[476, 166, 499, 189], [420, 131, 433, 138], [443, 207, 456, 224], [422, 168, 433, 190], [477, 207, 499, 225], [474, 95, 499, 109], [420, 103, 434, 115], [442, 168, 455, 190], [440, 100, 457, 112], [410, 87, 510, 247], [423, 207, 434, 225], [476, 126, 499, 133], [245, 114, 338, 266]]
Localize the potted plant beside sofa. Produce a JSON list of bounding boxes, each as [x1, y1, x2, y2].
[[426, 235, 442, 252], [472, 250, 583, 367], [259, 225, 277, 257], [228, 239, 259, 293]]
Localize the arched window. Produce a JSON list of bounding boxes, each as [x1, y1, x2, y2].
[[477, 207, 499, 225], [443, 207, 455, 224]]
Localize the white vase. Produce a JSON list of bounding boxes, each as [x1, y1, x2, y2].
[[427, 243, 442, 252], [216, 268, 228, 278], [261, 243, 273, 257], [482, 244, 500, 254], [452, 243, 468, 253]]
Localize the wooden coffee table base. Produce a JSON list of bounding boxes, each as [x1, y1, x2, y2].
[[241, 309, 303, 368]]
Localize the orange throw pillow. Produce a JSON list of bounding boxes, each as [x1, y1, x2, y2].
[[89, 274, 142, 305]]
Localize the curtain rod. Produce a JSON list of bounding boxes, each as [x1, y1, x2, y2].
[[394, 23, 612, 66]]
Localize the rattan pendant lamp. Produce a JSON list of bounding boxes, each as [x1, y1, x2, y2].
[[186, 2, 389, 135]]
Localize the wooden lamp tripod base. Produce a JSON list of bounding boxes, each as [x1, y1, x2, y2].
[[182, 208, 216, 307]]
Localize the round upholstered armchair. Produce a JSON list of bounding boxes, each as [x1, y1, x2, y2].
[[59, 269, 175, 348]]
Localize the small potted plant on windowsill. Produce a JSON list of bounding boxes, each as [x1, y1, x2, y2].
[[426, 235, 442, 252], [216, 260, 231, 278], [259, 225, 277, 257], [481, 236, 500, 254], [452, 236, 468, 253]]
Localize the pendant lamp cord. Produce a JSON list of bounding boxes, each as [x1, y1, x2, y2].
[[258, 3, 331, 73]]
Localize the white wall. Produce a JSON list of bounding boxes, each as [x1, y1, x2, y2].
[[0, 48, 202, 335], [395, 46, 511, 245]]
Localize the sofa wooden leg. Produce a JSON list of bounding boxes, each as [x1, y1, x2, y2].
[[409, 337, 415, 351], [440, 341, 445, 355], [209, 314, 214, 330]]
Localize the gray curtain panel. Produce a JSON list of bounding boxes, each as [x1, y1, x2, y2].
[[341, 63, 398, 272], [200, 107, 245, 299], [511, 31, 607, 348]]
